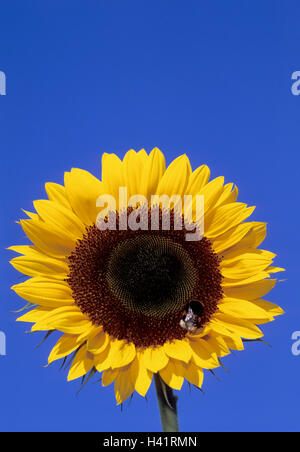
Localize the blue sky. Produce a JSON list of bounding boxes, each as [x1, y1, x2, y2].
[[0, 1, 299, 432]]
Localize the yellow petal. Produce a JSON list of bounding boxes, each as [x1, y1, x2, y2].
[[163, 339, 192, 363], [223, 278, 277, 300], [221, 334, 244, 351], [32, 305, 92, 334], [48, 333, 83, 364], [252, 299, 284, 316], [64, 168, 103, 225], [226, 222, 267, 252], [188, 337, 219, 369], [33, 199, 85, 239], [67, 345, 94, 381], [16, 306, 52, 323], [20, 219, 75, 258], [213, 313, 263, 339], [7, 245, 38, 255], [77, 325, 99, 342], [211, 222, 255, 254], [221, 250, 275, 280], [45, 182, 72, 209], [101, 153, 124, 201], [208, 319, 244, 350], [140, 147, 166, 198], [214, 183, 238, 207], [102, 368, 119, 387], [222, 272, 271, 287], [156, 154, 191, 197], [11, 278, 74, 307], [205, 203, 255, 238], [10, 251, 69, 279], [22, 209, 39, 220], [94, 342, 112, 372], [117, 353, 153, 398], [225, 248, 276, 263], [182, 361, 204, 388], [199, 176, 225, 214], [206, 334, 230, 357], [184, 176, 224, 220], [134, 353, 153, 397], [87, 330, 109, 354], [122, 149, 148, 198], [110, 340, 136, 369], [219, 298, 274, 321], [266, 266, 285, 274], [185, 164, 210, 195], [114, 364, 136, 404], [141, 346, 169, 373], [159, 359, 185, 390]]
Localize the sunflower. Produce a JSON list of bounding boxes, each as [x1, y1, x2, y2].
[[9, 148, 284, 430]]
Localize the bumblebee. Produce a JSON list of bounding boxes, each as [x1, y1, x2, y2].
[[179, 301, 204, 332]]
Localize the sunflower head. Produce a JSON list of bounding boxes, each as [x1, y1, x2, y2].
[[9, 148, 284, 404]]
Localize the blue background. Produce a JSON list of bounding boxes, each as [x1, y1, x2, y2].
[[0, 0, 299, 432]]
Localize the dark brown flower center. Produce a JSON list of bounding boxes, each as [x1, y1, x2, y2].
[[67, 208, 223, 347], [107, 235, 197, 317]]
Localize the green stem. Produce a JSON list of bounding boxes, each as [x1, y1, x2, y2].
[[154, 373, 179, 432]]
